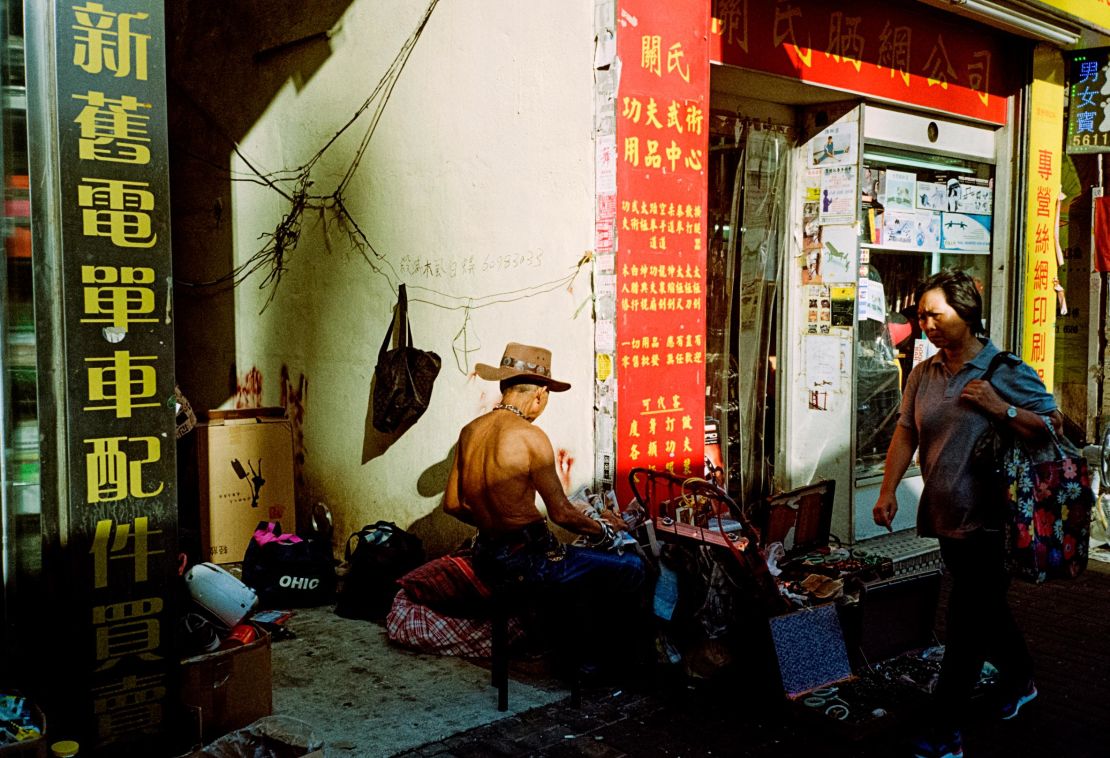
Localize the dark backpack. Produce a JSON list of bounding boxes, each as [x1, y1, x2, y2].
[[242, 521, 336, 608], [335, 521, 425, 620]]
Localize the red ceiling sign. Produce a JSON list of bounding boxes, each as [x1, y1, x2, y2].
[[614, 0, 710, 507], [710, 0, 1015, 125]]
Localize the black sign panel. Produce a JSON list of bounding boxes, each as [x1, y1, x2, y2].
[[1066, 47, 1110, 154], [51, 0, 178, 749]]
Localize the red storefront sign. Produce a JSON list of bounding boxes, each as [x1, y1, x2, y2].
[[710, 0, 1013, 125], [615, 0, 710, 506]]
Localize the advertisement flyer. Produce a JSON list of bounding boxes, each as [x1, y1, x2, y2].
[[882, 170, 917, 210], [819, 165, 856, 224], [915, 181, 946, 211], [940, 212, 992, 252], [810, 122, 857, 168]]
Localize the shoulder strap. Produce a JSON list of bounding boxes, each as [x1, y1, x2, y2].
[[377, 284, 413, 360], [981, 350, 1019, 383]]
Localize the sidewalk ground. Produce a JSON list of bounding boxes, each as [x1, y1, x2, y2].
[[392, 560, 1110, 758]]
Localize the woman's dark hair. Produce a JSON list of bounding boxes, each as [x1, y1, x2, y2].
[[913, 269, 985, 336]]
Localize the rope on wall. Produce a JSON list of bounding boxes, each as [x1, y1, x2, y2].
[[176, 0, 590, 328]]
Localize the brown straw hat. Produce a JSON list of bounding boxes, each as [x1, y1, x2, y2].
[[475, 342, 571, 392]]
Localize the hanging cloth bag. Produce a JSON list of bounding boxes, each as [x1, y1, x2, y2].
[[372, 284, 441, 433], [973, 352, 1094, 582], [1002, 420, 1094, 583]]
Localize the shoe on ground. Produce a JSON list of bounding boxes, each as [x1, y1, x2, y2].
[[999, 681, 1038, 721], [910, 730, 964, 758]]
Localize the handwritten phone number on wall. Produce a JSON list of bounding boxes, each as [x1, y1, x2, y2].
[[397, 251, 544, 279]]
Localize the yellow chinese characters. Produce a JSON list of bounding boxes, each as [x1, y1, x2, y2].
[[78, 178, 158, 248], [73, 2, 151, 81], [715, 0, 749, 54], [619, 262, 704, 314], [877, 22, 911, 86], [84, 350, 160, 418], [622, 136, 704, 172], [626, 394, 694, 475], [85, 436, 164, 503], [93, 596, 163, 672], [620, 200, 704, 252], [92, 674, 166, 740], [640, 36, 690, 82], [924, 35, 957, 90], [89, 516, 164, 589], [82, 265, 157, 329], [73, 90, 153, 164], [825, 12, 863, 73]]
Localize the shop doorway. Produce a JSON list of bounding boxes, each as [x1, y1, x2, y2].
[[706, 106, 792, 510]]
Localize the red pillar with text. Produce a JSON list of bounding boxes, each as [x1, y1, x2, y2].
[[614, 1, 710, 506]]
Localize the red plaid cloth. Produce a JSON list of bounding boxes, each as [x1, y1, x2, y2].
[[396, 553, 492, 617], [385, 590, 521, 658]]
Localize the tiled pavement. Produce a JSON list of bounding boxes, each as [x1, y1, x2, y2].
[[393, 560, 1110, 758]]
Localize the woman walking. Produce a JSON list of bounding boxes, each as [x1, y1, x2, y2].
[[872, 269, 1059, 758]]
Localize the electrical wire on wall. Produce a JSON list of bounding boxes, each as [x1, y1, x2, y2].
[[175, 0, 591, 339]]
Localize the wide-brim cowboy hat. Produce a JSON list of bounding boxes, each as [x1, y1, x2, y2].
[[475, 342, 571, 392]]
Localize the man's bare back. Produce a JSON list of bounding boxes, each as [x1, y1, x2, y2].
[[444, 383, 624, 539], [449, 411, 549, 535]]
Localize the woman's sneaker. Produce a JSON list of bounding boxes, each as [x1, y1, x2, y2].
[[999, 681, 1038, 720], [911, 730, 964, 758]]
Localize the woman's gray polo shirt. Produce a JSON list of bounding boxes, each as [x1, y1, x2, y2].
[[898, 339, 1056, 539]]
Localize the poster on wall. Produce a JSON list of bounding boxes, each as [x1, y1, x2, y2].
[[819, 166, 856, 224], [858, 278, 886, 323], [954, 180, 993, 215], [882, 170, 916, 210], [805, 335, 841, 394], [940, 213, 992, 252], [916, 182, 946, 210], [805, 284, 832, 334], [614, 0, 709, 505], [915, 211, 941, 251], [883, 210, 916, 248], [830, 285, 856, 327], [809, 122, 856, 167], [818, 225, 856, 281]]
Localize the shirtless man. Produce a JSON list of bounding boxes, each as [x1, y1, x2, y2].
[[444, 342, 644, 612]]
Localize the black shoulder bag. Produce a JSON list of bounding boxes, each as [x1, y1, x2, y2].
[[335, 521, 426, 620], [372, 284, 441, 433], [968, 350, 1021, 489]]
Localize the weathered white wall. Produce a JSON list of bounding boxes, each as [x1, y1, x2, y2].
[[226, 0, 597, 555]]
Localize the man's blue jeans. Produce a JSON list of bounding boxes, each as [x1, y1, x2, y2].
[[475, 526, 647, 655]]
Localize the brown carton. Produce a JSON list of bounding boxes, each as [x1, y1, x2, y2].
[[180, 628, 272, 744], [197, 408, 295, 564]]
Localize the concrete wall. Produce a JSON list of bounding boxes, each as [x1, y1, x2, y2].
[[215, 0, 597, 555]]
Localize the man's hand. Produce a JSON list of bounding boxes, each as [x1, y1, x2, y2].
[[872, 491, 898, 533], [600, 509, 629, 532], [574, 501, 629, 533]]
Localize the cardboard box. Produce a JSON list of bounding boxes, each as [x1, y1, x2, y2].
[[198, 408, 295, 564], [180, 629, 272, 744]]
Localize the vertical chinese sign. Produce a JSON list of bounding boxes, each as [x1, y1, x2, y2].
[[614, 1, 709, 506], [1065, 47, 1110, 154], [1023, 45, 1064, 388], [52, 1, 177, 749]]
